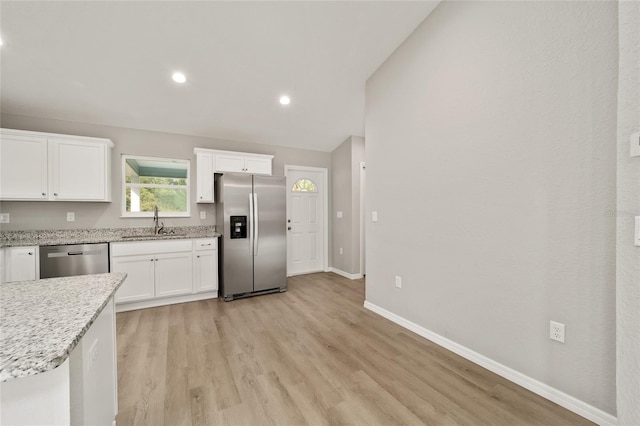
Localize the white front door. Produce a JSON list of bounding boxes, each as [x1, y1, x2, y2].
[[285, 167, 327, 276]]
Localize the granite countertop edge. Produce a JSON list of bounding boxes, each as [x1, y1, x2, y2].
[[0, 226, 220, 248], [0, 272, 128, 382]]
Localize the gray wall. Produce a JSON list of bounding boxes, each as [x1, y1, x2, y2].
[[0, 113, 331, 231], [365, 1, 617, 415], [616, 1, 640, 424], [331, 135, 364, 275]]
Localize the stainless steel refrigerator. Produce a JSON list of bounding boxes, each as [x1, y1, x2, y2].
[[215, 173, 287, 301]]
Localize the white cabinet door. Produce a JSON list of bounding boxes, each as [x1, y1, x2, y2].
[[49, 139, 108, 201], [194, 250, 217, 293], [245, 157, 272, 175], [155, 252, 193, 297], [215, 153, 246, 173], [112, 255, 155, 303], [5, 247, 38, 282], [0, 133, 48, 200], [196, 151, 214, 203]]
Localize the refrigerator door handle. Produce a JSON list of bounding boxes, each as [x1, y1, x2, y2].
[[254, 192, 259, 255], [249, 192, 254, 255]]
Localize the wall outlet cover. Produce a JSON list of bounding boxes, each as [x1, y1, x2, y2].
[[200, 211, 206, 220], [66, 212, 75, 222], [372, 211, 378, 222], [550, 321, 565, 343], [0, 213, 9, 224], [395, 275, 402, 288], [337, 211, 343, 219], [339, 247, 344, 255]]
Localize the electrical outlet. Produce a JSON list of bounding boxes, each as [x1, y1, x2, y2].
[[66, 212, 75, 222], [550, 321, 565, 343], [339, 247, 343, 255], [200, 211, 206, 220], [372, 211, 378, 222], [0, 213, 9, 223], [395, 275, 402, 288], [337, 211, 343, 219]]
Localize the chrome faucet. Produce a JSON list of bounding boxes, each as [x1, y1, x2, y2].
[[153, 205, 164, 235]]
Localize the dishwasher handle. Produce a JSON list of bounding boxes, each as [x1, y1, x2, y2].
[[46, 249, 104, 258]]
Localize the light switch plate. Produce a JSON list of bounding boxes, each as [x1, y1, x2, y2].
[[0, 213, 9, 223], [631, 132, 640, 157], [337, 211, 343, 219], [635, 216, 640, 247]]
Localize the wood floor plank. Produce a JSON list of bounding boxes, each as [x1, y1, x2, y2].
[[116, 272, 594, 426]]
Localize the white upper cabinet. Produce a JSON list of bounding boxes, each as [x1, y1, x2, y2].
[[49, 138, 109, 201], [194, 148, 273, 204], [0, 129, 113, 202], [215, 152, 247, 173], [213, 150, 272, 174], [0, 133, 48, 200], [195, 150, 214, 203]]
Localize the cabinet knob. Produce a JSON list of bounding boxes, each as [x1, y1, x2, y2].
[[197, 255, 200, 258], [200, 196, 203, 199], [150, 259, 154, 262], [28, 252, 33, 255], [53, 193, 58, 196], [42, 192, 46, 196]]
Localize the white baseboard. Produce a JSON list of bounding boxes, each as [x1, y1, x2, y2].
[[329, 267, 363, 280], [363, 301, 617, 426], [116, 292, 217, 313]]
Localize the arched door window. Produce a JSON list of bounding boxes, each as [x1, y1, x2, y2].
[[291, 178, 318, 193]]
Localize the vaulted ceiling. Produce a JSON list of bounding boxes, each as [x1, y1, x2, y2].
[[0, 1, 438, 152]]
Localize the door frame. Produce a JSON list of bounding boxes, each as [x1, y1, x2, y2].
[[284, 164, 329, 275], [359, 161, 366, 277]]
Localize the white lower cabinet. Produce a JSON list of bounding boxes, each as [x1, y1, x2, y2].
[[111, 238, 217, 312], [193, 238, 218, 293], [110, 255, 155, 303], [4, 246, 39, 283], [155, 252, 193, 297]]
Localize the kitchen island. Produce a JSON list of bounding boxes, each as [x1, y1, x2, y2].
[[0, 272, 126, 425]]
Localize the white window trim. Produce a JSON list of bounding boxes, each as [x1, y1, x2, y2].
[[121, 154, 191, 218]]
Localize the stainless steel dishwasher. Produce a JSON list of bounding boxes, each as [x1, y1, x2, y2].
[[39, 243, 109, 279]]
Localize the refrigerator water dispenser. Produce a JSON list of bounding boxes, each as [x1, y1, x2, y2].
[[230, 216, 247, 239]]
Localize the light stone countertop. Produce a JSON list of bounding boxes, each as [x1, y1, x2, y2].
[[0, 272, 127, 382], [0, 226, 220, 248]]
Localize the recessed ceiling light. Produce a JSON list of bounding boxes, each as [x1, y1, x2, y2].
[[172, 72, 186, 84], [279, 95, 291, 106]]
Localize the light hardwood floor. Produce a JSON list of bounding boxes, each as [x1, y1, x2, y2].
[[116, 272, 592, 425]]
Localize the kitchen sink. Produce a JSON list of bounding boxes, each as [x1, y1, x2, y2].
[[120, 233, 185, 239]]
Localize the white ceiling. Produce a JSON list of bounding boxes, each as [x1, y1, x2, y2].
[[0, 1, 438, 152]]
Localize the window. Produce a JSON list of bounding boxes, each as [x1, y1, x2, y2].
[[122, 155, 190, 217], [291, 178, 318, 193]]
